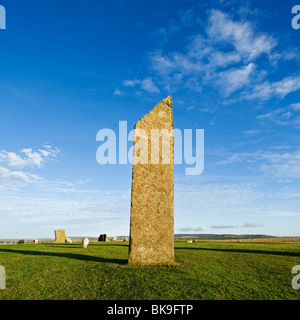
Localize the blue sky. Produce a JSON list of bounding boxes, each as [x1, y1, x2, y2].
[[0, 0, 300, 238]]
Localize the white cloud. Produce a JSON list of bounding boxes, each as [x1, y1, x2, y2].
[[0, 188, 131, 237], [206, 9, 276, 61], [219, 149, 300, 179], [244, 129, 262, 136], [120, 9, 300, 104], [248, 76, 300, 100], [256, 102, 300, 126], [121, 77, 160, 94], [0, 145, 60, 169], [0, 166, 41, 183], [291, 103, 300, 111], [0, 145, 60, 186], [210, 222, 262, 229], [242, 222, 263, 228], [208, 50, 241, 68], [175, 182, 264, 209], [259, 151, 300, 178], [140, 77, 160, 93], [123, 79, 141, 87], [146, 10, 280, 98], [178, 226, 203, 232], [211, 224, 236, 229], [217, 63, 256, 96], [113, 88, 123, 96]]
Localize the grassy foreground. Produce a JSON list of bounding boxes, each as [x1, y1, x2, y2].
[[0, 241, 299, 300]]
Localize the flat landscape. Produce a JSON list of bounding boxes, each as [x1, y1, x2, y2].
[[0, 240, 299, 300]]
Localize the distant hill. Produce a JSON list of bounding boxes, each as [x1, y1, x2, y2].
[[174, 234, 275, 239], [68, 234, 275, 240], [0, 234, 276, 242]]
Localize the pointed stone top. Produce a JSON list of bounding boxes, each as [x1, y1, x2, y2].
[[162, 95, 172, 108], [135, 96, 173, 129]]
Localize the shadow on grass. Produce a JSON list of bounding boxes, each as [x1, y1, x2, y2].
[[43, 243, 128, 248], [0, 248, 128, 265], [176, 247, 300, 257]]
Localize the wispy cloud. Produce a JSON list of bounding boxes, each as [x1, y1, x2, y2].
[[244, 129, 263, 136], [178, 226, 203, 232], [0, 145, 60, 185], [113, 88, 123, 96], [256, 102, 300, 126], [216, 63, 256, 96], [0, 190, 131, 237], [211, 224, 236, 229], [175, 182, 264, 209], [210, 222, 262, 229], [0, 145, 60, 169], [219, 148, 300, 179], [206, 9, 276, 61], [247, 76, 300, 100], [0, 166, 41, 183], [242, 222, 263, 228], [118, 9, 300, 103], [121, 77, 160, 94], [140, 77, 160, 93]]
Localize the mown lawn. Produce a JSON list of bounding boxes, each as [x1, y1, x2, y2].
[[0, 241, 299, 300]]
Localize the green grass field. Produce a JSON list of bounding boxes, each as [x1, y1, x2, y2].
[[0, 241, 299, 300]]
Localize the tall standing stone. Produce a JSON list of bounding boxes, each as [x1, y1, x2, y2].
[[54, 229, 66, 243], [128, 96, 174, 265], [98, 234, 109, 242]]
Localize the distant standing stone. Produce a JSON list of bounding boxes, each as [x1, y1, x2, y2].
[[54, 229, 66, 243], [98, 234, 109, 242], [82, 237, 89, 248], [128, 96, 174, 265]]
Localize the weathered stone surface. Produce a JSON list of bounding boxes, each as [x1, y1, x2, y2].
[[54, 229, 66, 243], [82, 237, 89, 248], [98, 234, 109, 242], [128, 96, 174, 265]]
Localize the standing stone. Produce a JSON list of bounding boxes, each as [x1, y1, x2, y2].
[[54, 229, 66, 243], [98, 234, 109, 242], [82, 237, 89, 248], [128, 96, 174, 265]]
